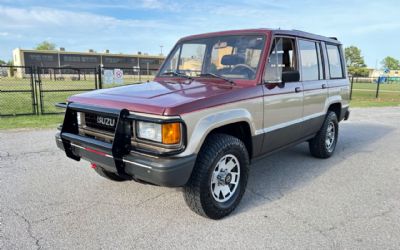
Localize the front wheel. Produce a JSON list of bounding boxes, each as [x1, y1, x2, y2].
[[184, 133, 249, 219], [309, 111, 339, 158]]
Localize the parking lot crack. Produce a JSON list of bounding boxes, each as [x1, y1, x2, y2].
[[8, 208, 42, 250], [32, 203, 100, 224], [2, 149, 58, 160], [134, 192, 168, 207]]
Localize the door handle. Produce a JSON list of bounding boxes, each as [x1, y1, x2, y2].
[[322, 84, 327, 89], [295, 87, 302, 93]]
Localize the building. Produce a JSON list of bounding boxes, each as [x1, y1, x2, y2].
[[12, 48, 165, 77], [369, 68, 400, 78]]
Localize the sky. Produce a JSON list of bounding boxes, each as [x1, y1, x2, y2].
[[0, 0, 399, 68]]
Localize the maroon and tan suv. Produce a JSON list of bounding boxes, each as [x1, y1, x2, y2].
[[56, 29, 350, 219]]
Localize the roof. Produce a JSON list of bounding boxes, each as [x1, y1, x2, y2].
[[180, 28, 341, 44], [13, 48, 165, 59]]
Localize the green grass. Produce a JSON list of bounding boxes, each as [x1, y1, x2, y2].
[[0, 76, 152, 116], [1, 78, 399, 129], [0, 114, 63, 130], [351, 82, 400, 107]]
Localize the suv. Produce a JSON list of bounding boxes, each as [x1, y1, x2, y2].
[[56, 29, 350, 219]]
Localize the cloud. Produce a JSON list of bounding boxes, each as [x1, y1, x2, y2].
[[0, 0, 400, 66]]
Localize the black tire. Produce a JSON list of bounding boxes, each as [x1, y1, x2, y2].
[[309, 111, 339, 158], [94, 166, 127, 182], [184, 133, 250, 219]]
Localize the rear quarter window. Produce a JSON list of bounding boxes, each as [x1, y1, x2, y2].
[[326, 44, 344, 79]]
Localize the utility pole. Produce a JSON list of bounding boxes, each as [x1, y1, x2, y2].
[[160, 45, 163, 56]]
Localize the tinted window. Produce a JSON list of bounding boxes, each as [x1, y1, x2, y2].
[[264, 37, 297, 82], [326, 44, 344, 78], [299, 40, 319, 81]]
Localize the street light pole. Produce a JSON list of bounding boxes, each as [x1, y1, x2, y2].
[[160, 45, 163, 56]]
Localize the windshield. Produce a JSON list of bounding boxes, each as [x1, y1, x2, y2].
[[159, 35, 266, 80]]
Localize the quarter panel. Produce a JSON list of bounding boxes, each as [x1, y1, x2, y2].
[[326, 78, 350, 111]]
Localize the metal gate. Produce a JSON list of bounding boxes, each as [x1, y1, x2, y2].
[[0, 66, 37, 116], [37, 67, 98, 114]]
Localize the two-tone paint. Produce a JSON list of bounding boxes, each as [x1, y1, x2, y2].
[[63, 28, 350, 186]]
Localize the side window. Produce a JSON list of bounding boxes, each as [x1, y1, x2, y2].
[[326, 44, 344, 78], [264, 37, 297, 82], [298, 40, 320, 81]]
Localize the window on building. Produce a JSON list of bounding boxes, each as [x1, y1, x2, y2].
[[326, 44, 344, 78], [81, 56, 98, 63], [42, 55, 54, 62], [104, 57, 126, 64], [63, 56, 81, 62], [29, 55, 42, 61]]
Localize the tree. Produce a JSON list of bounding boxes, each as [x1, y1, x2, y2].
[[35, 41, 56, 50], [381, 56, 400, 70], [344, 46, 369, 77], [0, 59, 6, 65], [345, 46, 366, 68]]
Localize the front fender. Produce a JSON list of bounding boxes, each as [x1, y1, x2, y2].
[[179, 108, 257, 156]]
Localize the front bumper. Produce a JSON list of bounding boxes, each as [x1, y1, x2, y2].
[[55, 102, 196, 187]]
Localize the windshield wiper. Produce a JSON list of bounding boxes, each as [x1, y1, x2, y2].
[[200, 73, 235, 85], [161, 70, 193, 80]]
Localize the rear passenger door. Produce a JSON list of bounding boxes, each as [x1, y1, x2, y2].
[[298, 39, 328, 136], [261, 36, 304, 154]]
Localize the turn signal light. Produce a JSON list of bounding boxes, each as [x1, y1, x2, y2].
[[162, 123, 181, 144]]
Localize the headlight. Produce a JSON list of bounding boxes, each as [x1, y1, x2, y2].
[[137, 121, 181, 145], [137, 121, 162, 142], [77, 112, 81, 125]]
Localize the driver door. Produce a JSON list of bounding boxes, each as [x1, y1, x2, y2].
[[260, 36, 304, 154]]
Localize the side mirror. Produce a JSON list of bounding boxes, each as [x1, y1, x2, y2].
[[282, 70, 300, 83]]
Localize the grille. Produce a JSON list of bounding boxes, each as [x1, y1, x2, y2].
[[84, 113, 117, 133]]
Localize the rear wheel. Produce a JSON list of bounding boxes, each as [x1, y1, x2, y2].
[[94, 166, 127, 182], [184, 133, 249, 219], [309, 111, 339, 158]]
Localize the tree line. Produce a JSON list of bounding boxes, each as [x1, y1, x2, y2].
[[1, 41, 399, 77], [345, 46, 399, 77]]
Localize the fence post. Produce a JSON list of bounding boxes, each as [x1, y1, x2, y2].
[[98, 65, 103, 89], [29, 66, 36, 115], [376, 80, 380, 98], [350, 76, 354, 100], [94, 68, 98, 89]]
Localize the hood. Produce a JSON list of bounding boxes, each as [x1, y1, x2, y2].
[[68, 79, 255, 116]]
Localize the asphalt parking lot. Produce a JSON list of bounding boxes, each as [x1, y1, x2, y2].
[[1, 107, 400, 249]]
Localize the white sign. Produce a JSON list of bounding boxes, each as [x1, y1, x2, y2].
[[103, 69, 114, 84], [114, 69, 124, 84]]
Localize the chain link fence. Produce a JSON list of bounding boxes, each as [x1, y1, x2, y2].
[[0, 66, 37, 116], [0, 65, 161, 116], [38, 67, 98, 114], [350, 76, 400, 106]]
